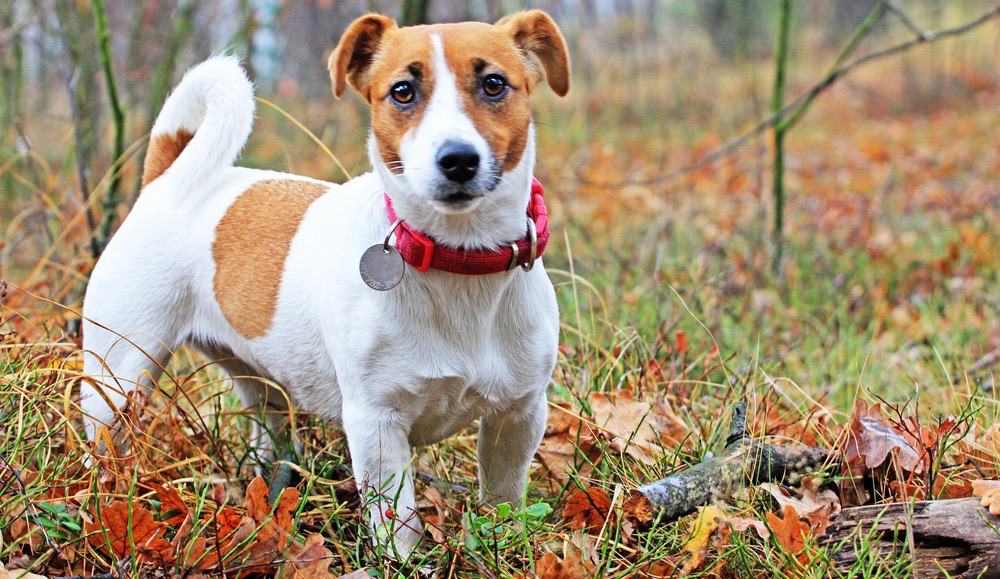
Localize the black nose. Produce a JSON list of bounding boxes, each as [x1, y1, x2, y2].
[[436, 141, 479, 182]]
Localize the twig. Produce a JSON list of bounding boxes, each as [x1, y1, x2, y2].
[[632, 404, 831, 522], [0, 452, 62, 555], [884, 0, 928, 41], [416, 471, 473, 495], [582, 4, 1000, 187]]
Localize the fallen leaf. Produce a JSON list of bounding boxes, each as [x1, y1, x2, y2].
[[760, 481, 840, 534], [972, 480, 1000, 516], [246, 476, 272, 524], [680, 504, 724, 574], [843, 400, 920, 472], [281, 533, 334, 578], [535, 547, 589, 579], [588, 389, 687, 465], [152, 483, 189, 526], [562, 487, 611, 533], [86, 501, 174, 564], [765, 505, 809, 567], [729, 515, 770, 539], [536, 404, 596, 483]]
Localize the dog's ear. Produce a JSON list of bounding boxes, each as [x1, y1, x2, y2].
[[496, 10, 570, 97], [329, 14, 397, 100]]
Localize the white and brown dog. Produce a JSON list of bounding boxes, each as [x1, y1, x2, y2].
[[81, 11, 569, 555]]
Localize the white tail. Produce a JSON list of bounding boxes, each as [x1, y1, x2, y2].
[[141, 55, 254, 191]]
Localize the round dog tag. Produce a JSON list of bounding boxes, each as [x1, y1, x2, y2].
[[359, 244, 405, 291]]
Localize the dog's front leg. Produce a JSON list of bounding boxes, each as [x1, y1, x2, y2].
[[342, 400, 421, 558], [477, 391, 547, 506]]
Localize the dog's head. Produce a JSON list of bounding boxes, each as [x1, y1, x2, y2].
[[329, 11, 569, 225]]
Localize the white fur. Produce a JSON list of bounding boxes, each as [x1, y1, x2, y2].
[[82, 47, 558, 559]]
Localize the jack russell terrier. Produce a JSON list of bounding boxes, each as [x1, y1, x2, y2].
[[81, 11, 569, 556]]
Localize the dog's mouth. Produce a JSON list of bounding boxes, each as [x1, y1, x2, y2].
[[428, 187, 485, 212], [438, 192, 478, 204]]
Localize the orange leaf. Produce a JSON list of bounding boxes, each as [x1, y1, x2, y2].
[[765, 505, 810, 567], [675, 331, 688, 355], [151, 483, 189, 526], [562, 487, 611, 533], [281, 533, 334, 578], [86, 501, 174, 564], [246, 476, 271, 523], [536, 549, 589, 579]]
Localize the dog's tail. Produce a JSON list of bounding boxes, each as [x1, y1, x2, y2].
[[141, 55, 254, 191]]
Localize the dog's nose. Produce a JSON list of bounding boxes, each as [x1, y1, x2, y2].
[[436, 141, 479, 183]]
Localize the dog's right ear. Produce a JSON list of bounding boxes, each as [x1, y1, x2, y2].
[[329, 14, 397, 100]]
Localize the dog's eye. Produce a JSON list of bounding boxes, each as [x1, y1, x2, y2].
[[390, 81, 415, 105], [482, 74, 508, 98]]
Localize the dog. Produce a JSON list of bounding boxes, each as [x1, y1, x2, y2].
[[81, 11, 569, 556]]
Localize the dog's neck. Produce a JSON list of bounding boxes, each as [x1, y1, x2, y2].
[[370, 127, 537, 251]]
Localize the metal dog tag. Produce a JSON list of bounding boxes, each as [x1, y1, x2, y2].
[[359, 244, 405, 291]]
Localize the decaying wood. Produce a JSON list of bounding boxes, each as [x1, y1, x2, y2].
[[633, 403, 831, 522], [820, 498, 1000, 578]]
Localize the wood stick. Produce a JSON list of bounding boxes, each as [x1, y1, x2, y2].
[[820, 498, 1000, 578], [633, 403, 830, 522]]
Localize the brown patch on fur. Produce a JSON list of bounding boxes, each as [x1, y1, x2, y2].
[[438, 23, 535, 172], [212, 179, 327, 339], [329, 12, 569, 174], [142, 129, 194, 187], [496, 11, 571, 97]]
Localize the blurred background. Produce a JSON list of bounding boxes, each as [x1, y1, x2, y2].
[[1, 0, 998, 402]]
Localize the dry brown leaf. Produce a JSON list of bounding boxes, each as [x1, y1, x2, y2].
[[765, 505, 810, 568], [588, 389, 686, 465], [729, 515, 770, 539], [843, 400, 920, 472], [536, 404, 596, 483], [210, 507, 244, 541], [86, 501, 174, 564], [281, 533, 334, 578], [562, 487, 611, 533], [759, 481, 840, 531], [535, 548, 589, 579], [246, 476, 272, 524], [419, 486, 448, 544], [151, 483, 189, 526], [972, 480, 1000, 516], [679, 504, 724, 574]]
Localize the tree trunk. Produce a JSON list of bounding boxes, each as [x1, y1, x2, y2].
[[821, 499, 1000, 578]]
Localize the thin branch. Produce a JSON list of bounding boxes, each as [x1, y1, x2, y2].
[[587, 4, 999, 187], [777, 0, 887, 133], [884, 0, 928, 41]]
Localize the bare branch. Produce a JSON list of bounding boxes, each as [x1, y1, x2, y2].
[[884, 0, 929, 41], [584, 4, 1000, 187]]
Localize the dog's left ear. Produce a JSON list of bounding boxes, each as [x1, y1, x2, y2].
[[496, 10, 570, 97], [329, 14, 397, 100]]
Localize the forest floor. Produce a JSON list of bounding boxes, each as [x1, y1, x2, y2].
[[1, 18, 999, 579]]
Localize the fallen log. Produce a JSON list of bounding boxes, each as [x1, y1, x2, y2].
[[820, 498, 1000, 578], [631, 403, 831, 522]]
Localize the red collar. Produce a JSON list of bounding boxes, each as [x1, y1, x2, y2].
[[384, 177, 550, 275]]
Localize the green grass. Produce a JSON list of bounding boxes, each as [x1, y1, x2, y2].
[[1, 12, 999, 576]]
